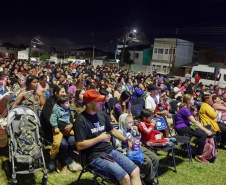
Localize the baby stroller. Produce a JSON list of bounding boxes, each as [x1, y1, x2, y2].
[[7, 92, 48, 185]]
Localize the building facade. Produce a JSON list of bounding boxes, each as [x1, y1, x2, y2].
[[151, 38, 194, 74]]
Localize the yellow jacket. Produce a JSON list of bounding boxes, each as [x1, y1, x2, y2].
[[199, 103, 220, 132]]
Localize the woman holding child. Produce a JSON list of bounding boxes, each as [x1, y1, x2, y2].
[[40, 85, 81, 175]]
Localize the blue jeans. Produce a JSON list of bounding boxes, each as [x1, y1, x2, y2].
[[89, 149, 138, 182], [59, 136, 75, 167]]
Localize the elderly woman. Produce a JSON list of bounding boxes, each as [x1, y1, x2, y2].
[[199, 94, 226, 149], [175, 94, 212, 163], [12, 75, 45, 111]]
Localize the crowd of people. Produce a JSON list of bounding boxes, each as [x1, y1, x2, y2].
[[1, 59, 226, 185]]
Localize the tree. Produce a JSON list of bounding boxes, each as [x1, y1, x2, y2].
[[31, 50, 40, 57], [119, 47, 133, 65], [40, 54, 50, 61]]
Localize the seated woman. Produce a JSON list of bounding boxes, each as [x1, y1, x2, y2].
[[99, 89, 118, 124], [115, 91, 131, 121], [70, 89, 86, 121], [175, 94, 212, 163], [13, 75, 26, 95], [37, 75, 50, 99], [40, 85, 67, 142], [212, 95, 226, 120], [12, 75, 45, 111], [200, 94, 226, 149], [40, 85, 81, 174]]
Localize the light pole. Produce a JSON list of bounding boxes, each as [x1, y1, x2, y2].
[[119, 28, 138, 67], [28, 36, 44, 63]]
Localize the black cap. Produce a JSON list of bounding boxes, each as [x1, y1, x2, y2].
[[147, 84, 160, 91]]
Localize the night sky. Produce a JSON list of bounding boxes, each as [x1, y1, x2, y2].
[[1, 0, 226, 53]]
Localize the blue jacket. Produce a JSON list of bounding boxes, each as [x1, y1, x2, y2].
[[50, 104, 70, 128]]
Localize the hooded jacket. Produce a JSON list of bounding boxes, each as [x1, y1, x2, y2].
[[115, 113, 138, 152], [50, 104, 70, 129]]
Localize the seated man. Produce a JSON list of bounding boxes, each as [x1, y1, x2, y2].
[[74, 89, 142, 185]]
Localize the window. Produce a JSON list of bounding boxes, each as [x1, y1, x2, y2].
[[158, 49, 164, 54], [154, 48, 158, 54], [135, 53, 139, 58], [157, 65, 161, 72], [162, 66, 167, 73], [152, 65, 156, 71], [165, 49, 168, 54], [224, 74, 226, 81]]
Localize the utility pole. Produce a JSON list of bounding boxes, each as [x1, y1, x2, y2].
[[120, 27, 128, 67]]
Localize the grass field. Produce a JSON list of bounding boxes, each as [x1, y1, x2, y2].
[[0, 142, 226, 185]]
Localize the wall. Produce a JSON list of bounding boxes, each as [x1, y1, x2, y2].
[[175, 39, 194, 67], [129, 50, 143, 65], [130, 64, 152, 75], [18, 48, 29, 60], [142, 47, 153, 65], [152, 38, 177, 62]]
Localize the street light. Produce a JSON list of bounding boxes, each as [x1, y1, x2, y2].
[[119, 27, 138, 67], [28, 36, 44, 62]]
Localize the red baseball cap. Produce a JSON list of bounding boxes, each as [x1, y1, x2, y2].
[[83, 89, 105, 103]]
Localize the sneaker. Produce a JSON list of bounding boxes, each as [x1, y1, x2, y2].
[[56, 160, 62, 173], [195, 155, 209, 164], [48, 159, 55, 170], [69, 161, 82, 172], [60, 166, 67, 176]]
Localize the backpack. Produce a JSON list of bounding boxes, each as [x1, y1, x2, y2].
[[202, 138, 217, 163]]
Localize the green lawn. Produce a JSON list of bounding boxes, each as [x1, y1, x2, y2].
[[1, 143, 226, 185]]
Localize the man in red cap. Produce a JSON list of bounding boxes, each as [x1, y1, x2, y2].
[[74, 89, 142, 185]]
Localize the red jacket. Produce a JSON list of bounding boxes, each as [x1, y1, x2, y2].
[[138, 120, 167, 146]]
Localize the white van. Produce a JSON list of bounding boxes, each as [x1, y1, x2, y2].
[[191, 65, 226, 88]]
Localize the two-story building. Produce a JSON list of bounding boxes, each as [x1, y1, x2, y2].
[[151, 38, 194, 74]]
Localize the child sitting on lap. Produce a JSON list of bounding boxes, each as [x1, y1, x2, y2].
[[49, 94, 81, 173]]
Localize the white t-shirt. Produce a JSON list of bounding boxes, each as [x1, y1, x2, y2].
[[174, 87, 182, 98], [145, 95, 156, 112]]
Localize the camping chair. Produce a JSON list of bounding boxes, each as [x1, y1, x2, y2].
[[134, 97, 145, 108], [109, 97, 119, 109], [76, 151, 118, 185], [152, 116, 177, 172], [131, 103, 143, 119], [169, 100, 178, 114], [171, 114, 193, 162]]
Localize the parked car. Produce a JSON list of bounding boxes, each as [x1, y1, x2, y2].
[[158, 73, 177, 83]]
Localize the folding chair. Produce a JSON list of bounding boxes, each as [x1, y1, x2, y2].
[[134, 97, 145, 108], [171, 114, 193, 162], [109, 97, 119, 109], [153, 116, 177, 172], [76, 151, 118, 185], [169, 100, 178, 114]]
